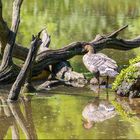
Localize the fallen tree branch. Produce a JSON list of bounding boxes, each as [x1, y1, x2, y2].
[[2, 25, 140, 62], [1, 19, 140, 84]]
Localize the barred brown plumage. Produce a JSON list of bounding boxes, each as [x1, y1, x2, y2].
[[83, 45, 118, 88]]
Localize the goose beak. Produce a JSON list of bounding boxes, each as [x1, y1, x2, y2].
[[82, 46, 86, 53]]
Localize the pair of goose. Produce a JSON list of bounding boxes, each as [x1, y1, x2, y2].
[[83, 45, 118, 88]]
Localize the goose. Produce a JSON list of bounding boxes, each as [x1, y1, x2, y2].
[[83, 45, 118, 88]]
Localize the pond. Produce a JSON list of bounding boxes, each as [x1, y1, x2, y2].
[[1, 0, 140, 139], [0, 86, 140, 139]]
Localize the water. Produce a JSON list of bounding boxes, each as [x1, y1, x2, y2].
[[1, 0, 140, 139], [0, 86, 140, 139]]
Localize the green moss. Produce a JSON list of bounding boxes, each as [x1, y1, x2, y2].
[[129, 55, 140, 65], [112, 55, 140, 90], [112, 65, 138, 90]]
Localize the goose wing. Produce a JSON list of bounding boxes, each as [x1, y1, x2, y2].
[[83, 53, 105, 73], [97, 53, 118, 69], [83, 53, 118, 74]]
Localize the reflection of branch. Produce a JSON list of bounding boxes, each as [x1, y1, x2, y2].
[[0, 97, 13, 139], [21, 98, 38, 139], [1, 98, 11, 117], [11, 121, 19, 140], [0, 99, 2, 115], [8, 102, 31, 139], [0, 96, 38, 139]]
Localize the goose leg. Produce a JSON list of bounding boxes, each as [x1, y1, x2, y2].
[[98, 76, 100, 89], [106, 76, 109, 88], [95, 72, 100, 89]]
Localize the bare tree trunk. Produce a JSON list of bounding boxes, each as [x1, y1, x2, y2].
[[0, 0, 23, 84], [0, 0, 10, 54]]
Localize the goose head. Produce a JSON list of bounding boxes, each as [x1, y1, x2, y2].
[[84, 45, 95, 54]]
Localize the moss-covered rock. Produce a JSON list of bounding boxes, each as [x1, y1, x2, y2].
[[112, 55, 140, 98]]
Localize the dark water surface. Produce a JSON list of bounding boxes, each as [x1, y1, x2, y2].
[[1, 0, 140, 139]]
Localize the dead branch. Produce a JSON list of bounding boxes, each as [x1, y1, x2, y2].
[[0, 0, 23, 68], [108, 25, 128, 38], [0, 0, 23, 84], [8, 34, 42, 101]]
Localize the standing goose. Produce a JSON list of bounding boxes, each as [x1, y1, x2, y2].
[[83, 45, 118, 88]]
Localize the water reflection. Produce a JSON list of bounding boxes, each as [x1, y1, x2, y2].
[[82, 88, 116, 129], [114, 96, 140, 120], [0, 91, 139, 139], [0, 96, 37, 139]]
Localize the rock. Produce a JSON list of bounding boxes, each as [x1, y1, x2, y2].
[[52, 60, 88, 87], [114, 61, 140, 98]]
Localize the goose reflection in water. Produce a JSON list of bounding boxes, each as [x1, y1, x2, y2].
[[82, 87, 116, 129]]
